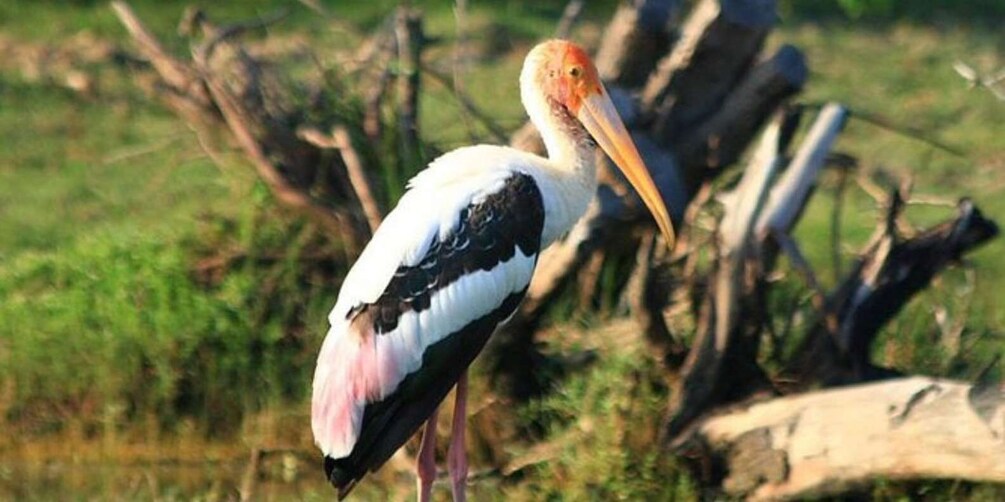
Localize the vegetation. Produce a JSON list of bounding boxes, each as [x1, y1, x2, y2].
[[1, 0, 1003, 499]]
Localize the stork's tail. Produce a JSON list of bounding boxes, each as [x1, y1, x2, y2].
[[324, 455, 362, 500]]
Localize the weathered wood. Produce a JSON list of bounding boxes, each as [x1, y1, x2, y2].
[[594, 0, 679, 88], [113, 1, 372, 251], [755, 103, 848, 240], [395, 9, 424, 163], [664, 106, 854, 441], [790, 197, 999, 385], [195, 56, 363, 250], [298, 126, 385, 234], [111, 1, 210, 106], [553, 0, 586, 40], [689, 377, 1005, 499], [676, 44, 807, 192], [622, 230, 685, 369], [664, 111, 795, 440], [641, 0, 776, 147], [359, 15, 398, 143], [111, 1, 217, 127]]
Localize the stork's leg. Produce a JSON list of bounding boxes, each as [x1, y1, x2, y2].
[[416, 406, 439, 502], [447, 371, 469, 502]]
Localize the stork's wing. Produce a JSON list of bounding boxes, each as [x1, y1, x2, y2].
[[312, 167, 545, 495]]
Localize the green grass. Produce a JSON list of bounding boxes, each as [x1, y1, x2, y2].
[[0, 80, 226, 255], [773, 19, 1005, 376], [1, 0, 1004, 499]]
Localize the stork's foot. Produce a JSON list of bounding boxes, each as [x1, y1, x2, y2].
[[447, 372, 468, 502], [416, 406, 439, 502]]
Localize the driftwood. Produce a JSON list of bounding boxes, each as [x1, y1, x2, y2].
[[685, 376, 1005, 499]]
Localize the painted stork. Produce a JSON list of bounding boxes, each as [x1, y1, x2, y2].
[[312, 39, 676, 500]]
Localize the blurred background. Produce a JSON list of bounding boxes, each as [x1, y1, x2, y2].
[[0, 0, 1003, 499]]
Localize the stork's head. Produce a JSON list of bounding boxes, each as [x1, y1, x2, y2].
[[521, 40, 676, 250]]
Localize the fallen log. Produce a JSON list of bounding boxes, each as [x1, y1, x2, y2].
[[685, 376, 1005, 500]]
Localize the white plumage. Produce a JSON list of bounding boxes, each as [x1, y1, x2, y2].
[[313, 145, 566, 459]]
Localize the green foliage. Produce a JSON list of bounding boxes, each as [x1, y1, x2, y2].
[[783, 0, 1005, 21], [0, 223, 332, 436], [836, 0, 894, 19], [512, 353, 697, 500]]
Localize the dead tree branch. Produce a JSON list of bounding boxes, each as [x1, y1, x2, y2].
[[395, 9, 424, 164], [420, 62, 509, 143], [594, 0, 680, 88], [113, 1, 376, 252], [755, 103, 848, 253], [298, 126, 385, 233], [553, 0, 586, 40], [642, 0, 777, 148], [663, 110, 797, 441], [789, 198, 998, 385], [684, 376, 1005, 499], [676, 45, 807, 188]]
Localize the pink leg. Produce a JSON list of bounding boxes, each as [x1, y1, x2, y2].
[[447, 372, 469, 502], [416, 406, 439, 502]]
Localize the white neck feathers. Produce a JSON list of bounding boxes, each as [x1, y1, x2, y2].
[[518, 48, 599, 246]]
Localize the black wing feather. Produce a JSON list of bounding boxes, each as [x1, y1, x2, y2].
[[324, 172, 545, 497]]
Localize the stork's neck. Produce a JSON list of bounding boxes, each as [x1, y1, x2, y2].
[[519, 73, 599, 246], [519, 73, 597, 180]]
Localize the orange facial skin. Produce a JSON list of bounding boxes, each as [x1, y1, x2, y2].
[[542, 41, 604, 115]]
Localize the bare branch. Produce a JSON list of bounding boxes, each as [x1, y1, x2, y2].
[[554, 0, 586, 40], [664, 111, 794, 441], [110, 1, 210, 105], [756, 103, 848, 239], [789, 199, 998, 384], [395, 8, 424, 163], [298, 126, 385, 234], [193, 8, 289, 60], [420, 62, 509, 143]]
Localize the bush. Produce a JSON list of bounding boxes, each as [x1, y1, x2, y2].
[[0, 227, 330, 437]]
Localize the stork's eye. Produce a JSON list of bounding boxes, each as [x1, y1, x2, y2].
[[568, 66, 582, 78]]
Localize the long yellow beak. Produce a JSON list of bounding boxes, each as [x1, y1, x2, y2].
[[577, 89, 676, 250]]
